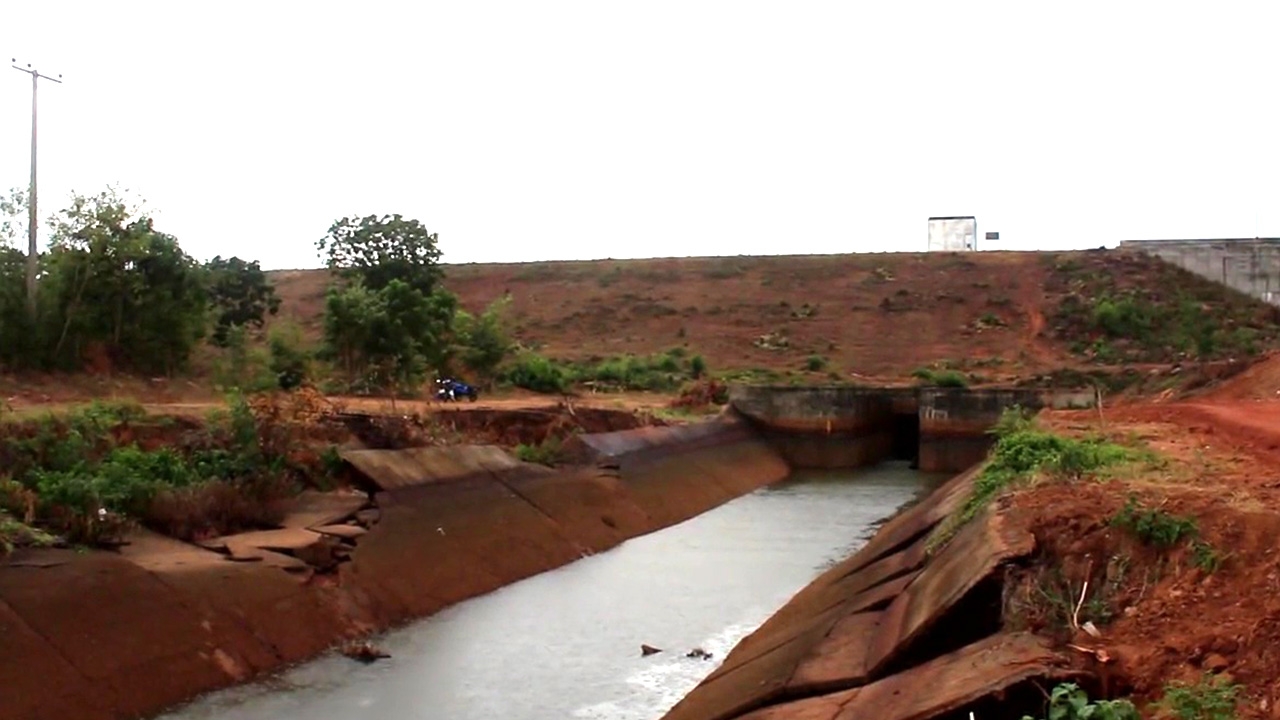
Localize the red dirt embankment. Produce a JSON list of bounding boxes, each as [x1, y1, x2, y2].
[[0, 413, 788, 720]]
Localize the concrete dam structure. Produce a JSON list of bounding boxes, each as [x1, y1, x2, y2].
[[0, 385, 1084, 720], [1120, 237, 1280, 305]]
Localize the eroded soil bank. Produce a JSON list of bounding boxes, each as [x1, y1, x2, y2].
[[0, 414, 787, 720]]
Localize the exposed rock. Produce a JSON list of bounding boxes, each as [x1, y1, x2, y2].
[[641, 644, 663, 656], [341, 641, 390, 664], [686, 648, 713, 660]]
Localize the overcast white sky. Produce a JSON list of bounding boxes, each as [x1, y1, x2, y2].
[[2, 1, 1277, 269]]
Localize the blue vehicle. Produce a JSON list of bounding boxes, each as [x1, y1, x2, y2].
[[435, 378, 479, 402]]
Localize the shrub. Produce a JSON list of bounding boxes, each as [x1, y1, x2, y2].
[[1160, 674, 1240, 720], [1110, 495, 1199, 548], [145, 475, 293, 541], [504, 353, 570, 393], [805, 355, 827, 372], [690, 354, 707, 379], [1021, 682, 1139, 720], [912, 367, 969, 388]]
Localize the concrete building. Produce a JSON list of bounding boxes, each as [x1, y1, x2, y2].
[[1118, 238, 1280, 306]]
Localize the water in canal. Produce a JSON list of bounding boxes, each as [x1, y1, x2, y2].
[[162, 461, 944, 720]]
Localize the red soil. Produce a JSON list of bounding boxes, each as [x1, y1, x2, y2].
[[1008, 394, 1280, 718]]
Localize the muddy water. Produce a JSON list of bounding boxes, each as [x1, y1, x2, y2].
[[162, 461, 944, 720]]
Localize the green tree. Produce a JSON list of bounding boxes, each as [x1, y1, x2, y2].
[[316, 213, 459, 394], [205, 256, 281, 347], [321, 279, 455, 394], [316, 214, 444, 295], [454, 295, 514, 381], [0, 247, 35, 368], [0, 187, 25, 247], [41, 189, 207, 374]]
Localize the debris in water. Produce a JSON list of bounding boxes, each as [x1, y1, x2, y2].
[[342, 641, 391, 664], [640, 644, 663, 657]]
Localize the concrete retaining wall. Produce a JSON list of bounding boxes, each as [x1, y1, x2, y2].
[[1119, 238, 1280, 305], [0, 417, 789, 720], [730, 385, 1045, 473], [726, 386, 906, 468], [917, 388, 1044, 473]]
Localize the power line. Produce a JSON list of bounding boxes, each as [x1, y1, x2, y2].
[[10, 59, 62, 320]]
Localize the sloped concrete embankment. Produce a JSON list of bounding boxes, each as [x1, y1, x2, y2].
[[660, 467, 1089, 720], [0, 413, 787, 720]]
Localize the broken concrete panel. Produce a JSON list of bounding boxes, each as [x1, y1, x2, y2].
[[222, 528, 325, 553], [279, 490, 368, 529], [784, 611, 885, 695], [865, 510, 1035, 677], [312, 524, 368, 540], [340, 445, 521, 491], [839, 465, 978, 575], [735, 633, 1084, 720]]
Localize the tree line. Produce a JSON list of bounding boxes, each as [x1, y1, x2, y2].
[[0, 187, 512, 393]]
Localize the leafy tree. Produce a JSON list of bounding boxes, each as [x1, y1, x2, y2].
[[0, 187, 26, 247], [316, 214, 443, 295], [454, 295, 514, 381], [0, 247, 35, 367], [41, 189, 207, 374], [321, 281, 380, 387], [320, 279, 456, 394], [205, 256, 281, 347]]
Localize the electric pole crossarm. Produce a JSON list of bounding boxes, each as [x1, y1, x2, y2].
[[10, 59, 62, 319]]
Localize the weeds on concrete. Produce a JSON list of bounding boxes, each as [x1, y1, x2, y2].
[[515, 437, 564, 467], [1020, 682, 1139, 720], [1159, 674, 1241, 720]]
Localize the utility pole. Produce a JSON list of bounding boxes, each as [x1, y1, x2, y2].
[[10, 59, 62, 320]]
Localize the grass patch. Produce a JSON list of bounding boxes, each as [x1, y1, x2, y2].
[[1109, 495, 1224, 572], [1110, 495, 1198, 548], [500, 349, 709, 394], [928, 408, 1134, 553], [912, 367, 969, 388], [514, 437, 564, 466]]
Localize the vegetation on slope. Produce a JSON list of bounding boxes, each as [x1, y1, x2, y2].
[[0, 396, 343, 546], [1046, 251, 1280, 364]]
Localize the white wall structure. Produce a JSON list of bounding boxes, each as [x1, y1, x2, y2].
[[927, 216, 978, 251], [1119, 238, 1280, 306]]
